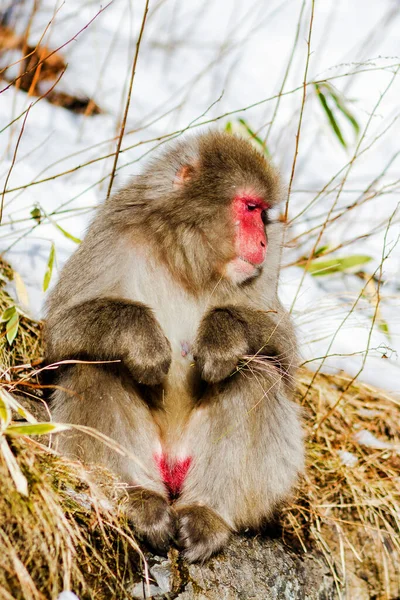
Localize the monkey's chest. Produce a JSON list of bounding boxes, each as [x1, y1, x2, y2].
[[153, 295, 203, 364], [151, 303, 205, 494], [179, 339, 193, 359]]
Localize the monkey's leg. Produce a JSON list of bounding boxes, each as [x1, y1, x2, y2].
[[175, 368, 303, 562], [52, 364, 176, 553]]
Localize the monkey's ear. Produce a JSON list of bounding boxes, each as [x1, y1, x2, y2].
[[173, 163, 198, 188]]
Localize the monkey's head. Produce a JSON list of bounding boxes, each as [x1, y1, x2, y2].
[[115, 130, 282, 292]]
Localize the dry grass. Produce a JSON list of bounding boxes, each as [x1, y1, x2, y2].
[[0, 438, 145, 600], [285, 369, 400, 598], [1, 277, 399, 598], [0, 258, 42, 373]]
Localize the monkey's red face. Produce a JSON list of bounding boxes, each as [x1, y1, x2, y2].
[[225, 193, 269, 283]]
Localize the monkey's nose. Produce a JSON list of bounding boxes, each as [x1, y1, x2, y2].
[[260, 241, 265, 247]]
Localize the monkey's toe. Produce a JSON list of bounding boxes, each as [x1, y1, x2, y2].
[[127, 488, 177, 554], [175, 504, 231, 563]]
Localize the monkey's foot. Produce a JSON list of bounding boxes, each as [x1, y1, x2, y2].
[[127, 488, 177, 554], [175, 504, 231, 563]]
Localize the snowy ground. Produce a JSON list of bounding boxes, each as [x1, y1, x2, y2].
[[1, 0, 399, 395]]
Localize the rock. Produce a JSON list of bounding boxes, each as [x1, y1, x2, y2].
[[133, 535, 337, 599], [175, 536, 336, 600]]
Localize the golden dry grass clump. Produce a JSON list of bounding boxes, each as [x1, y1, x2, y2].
[[0, 268, 399, 598], [285, 369, 400, 598], [0, 437, 145, 600], [0, 258, 42, 372]]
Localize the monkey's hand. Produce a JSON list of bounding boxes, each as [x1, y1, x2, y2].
[[193, 305, 297, 386], [193, 308, 249, 383], [123, 314, 172, 386], [45, 299, 172, 386]]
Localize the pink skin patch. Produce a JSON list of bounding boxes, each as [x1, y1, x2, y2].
[[232, 194, 269, 267], [155, 454, 192, 496], [180, 340, 192, 358]]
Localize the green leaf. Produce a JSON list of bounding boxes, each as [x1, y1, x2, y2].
[[225, 121, 233, 133], [378, 321, 391, 338], [6, 311, 19, 345], [1, 306, 17, 322], [52, 221, 81, 244], [0, 395, 12, 430], [30, 206, 42, 223], [314, 245, 329, 257], [326, 86, 360, 137], [238, 118, 270, 156], [6, 422, 71, 436], [0, 389, 37, 423], [304, 254, 372, 276], [43, 243, 56, 291], [14, 271, 29, 308], [315, 83, 347, 148]]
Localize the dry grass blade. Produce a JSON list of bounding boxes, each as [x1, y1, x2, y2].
[[284, 368, 400, 598], [0, 259, 42, 373], [0, 436, 146, 599]]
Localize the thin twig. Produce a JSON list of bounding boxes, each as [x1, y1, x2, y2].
[[1, 105, 32, 223], [106, 0, 150, 198], [284, 0, 315, 222]]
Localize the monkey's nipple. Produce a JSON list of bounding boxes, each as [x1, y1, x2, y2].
[[180, 340, 192, 358]]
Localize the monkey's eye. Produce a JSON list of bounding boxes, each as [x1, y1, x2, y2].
[[247, 204, 258, 211], [261, 210, 270, 225]]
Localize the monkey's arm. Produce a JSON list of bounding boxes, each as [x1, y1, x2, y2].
[[193, 305, 297, 386], [45, 298, 171, 385]]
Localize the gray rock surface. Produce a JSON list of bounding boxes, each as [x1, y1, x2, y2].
[[132, 535, 338, 599], [176, 536, 336, 600]]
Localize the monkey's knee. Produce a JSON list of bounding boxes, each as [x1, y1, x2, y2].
[[126, 488, 177, 555], [175, 504, 231, 563]]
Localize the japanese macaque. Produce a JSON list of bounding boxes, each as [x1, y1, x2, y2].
[[45, 130, 304, 562]]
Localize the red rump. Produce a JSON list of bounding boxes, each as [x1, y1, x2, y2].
[[155, 454, 192, 496], [232, 194, 269, 266]]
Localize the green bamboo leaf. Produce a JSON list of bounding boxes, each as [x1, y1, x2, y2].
[[0, 395, 12, 430], [36, 205, 81, 243], [225, 121, 233, 133], [0, 437, 28, 495], [1, 306, 17, 322], [378, 321, 391, 339], [314, 245, 329, 257], [43, 243, 56, 291], [303, 254, 372, 276], [0, 389, 37, 423], [6, 311, 19, 345], [238, 118, 270, 156], [322, 84, 360, 137], [30, 206, 42, 223], [315, 84, 347, 148], [6, 422, 71, 436], [52, 221, 81, 244]]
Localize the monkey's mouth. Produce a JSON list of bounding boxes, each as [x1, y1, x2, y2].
[[238, 257, 260, 273], [225, 256, 262, 283]]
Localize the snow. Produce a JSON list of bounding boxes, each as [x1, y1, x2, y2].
[[0, 0, 399, 395], [337, 450, 358, 468], [353, 429, 400, 452]]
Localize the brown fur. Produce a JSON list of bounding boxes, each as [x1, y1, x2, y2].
[[127, 488, 177, 553], [176, 505, 231, 563], [45, 131, 304, 562]]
